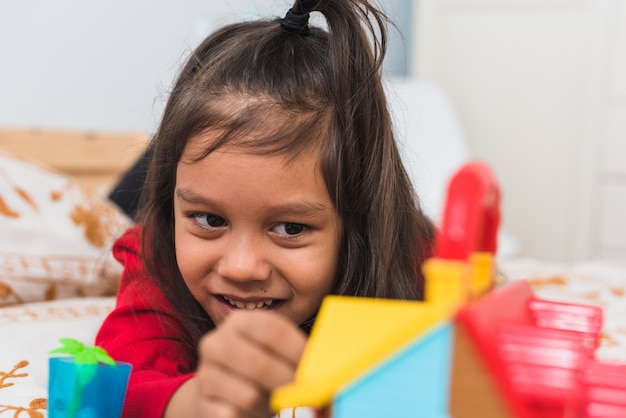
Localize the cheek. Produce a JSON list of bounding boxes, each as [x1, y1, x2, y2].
[[174, 231, 211, 287], [320, 246, 341, 288], [292, 243, 340, 296], [324, 230, 342, 287], [291, 246, 339, 322], [294, 227, 341, 302]]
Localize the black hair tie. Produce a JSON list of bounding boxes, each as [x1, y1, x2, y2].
[[280, 8, 310, 35]]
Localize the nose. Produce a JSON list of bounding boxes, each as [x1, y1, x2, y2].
[[216, 234, 271, 283]]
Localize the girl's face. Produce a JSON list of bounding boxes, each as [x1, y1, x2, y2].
[[174, 133, 342, 327]]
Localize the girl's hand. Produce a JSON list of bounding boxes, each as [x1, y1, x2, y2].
[[196, 310, 307, 418]]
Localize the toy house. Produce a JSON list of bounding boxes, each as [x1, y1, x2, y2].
[[271, 162, 626, 418]]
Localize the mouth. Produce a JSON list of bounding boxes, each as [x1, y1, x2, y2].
[[219, 295, 281, 310]]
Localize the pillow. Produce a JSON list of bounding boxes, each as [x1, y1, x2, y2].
[[0, 151, 133, 306], [385, 77, 471, 224], [385, 77, 520, 258]]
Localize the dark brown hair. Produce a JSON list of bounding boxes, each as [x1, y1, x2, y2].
[[138, 0, 434, 361]]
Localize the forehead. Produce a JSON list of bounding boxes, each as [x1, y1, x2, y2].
[[180, 115, 324, 164], [178, 93, 329, 163], [183, 131, 306, 162], [176, 135, 332, 216], [180, 130, 323, 182]]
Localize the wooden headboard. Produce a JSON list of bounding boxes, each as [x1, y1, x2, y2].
[[0, 128, 148, 192]]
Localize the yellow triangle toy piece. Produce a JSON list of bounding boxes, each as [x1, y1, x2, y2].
[[271, 295, 457, 410]]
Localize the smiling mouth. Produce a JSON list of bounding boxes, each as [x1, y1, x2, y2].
[[221, 296, 280, 310]]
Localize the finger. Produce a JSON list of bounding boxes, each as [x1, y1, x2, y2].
[[200, 322, 297, 392], [197, 397, 268, 418], [196, 357, 271, 417], [228, 310, 308, 367]]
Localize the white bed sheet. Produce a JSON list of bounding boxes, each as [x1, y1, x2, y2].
[[1, 258, 625, 416], [0, 297, 115, 415]]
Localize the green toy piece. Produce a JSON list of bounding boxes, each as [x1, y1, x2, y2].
[[50, 338, 116, 366], [49, 338, 119, 417]]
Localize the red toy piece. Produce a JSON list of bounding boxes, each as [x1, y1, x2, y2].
[[435, 161, 501, 260], [452, 280, 604, 418]]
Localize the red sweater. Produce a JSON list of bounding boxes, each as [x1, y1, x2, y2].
[[95, 226, 194, 418], [97, 226, 431, 417]]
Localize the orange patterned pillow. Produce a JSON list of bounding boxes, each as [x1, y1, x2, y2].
[[0, 152, 132, 306]]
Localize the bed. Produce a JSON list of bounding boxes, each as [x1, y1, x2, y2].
[[0, 129, 145, 416], [1, 125, 625, 417]]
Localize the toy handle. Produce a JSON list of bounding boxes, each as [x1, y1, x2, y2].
[[435, 161, 501, 260]]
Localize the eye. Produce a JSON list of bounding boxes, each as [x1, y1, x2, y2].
[[190, 213, 227, 229], [273, 222, 307, 237]]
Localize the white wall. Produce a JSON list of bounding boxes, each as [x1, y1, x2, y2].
[[412, 0, 626, 263], [0, 0, 411, 133], [0, 0, 279, 132]]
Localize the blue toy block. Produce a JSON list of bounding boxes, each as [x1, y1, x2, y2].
[[332, 323, 454, 418]]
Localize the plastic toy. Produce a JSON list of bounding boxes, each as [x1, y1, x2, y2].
[[435, 161, 500, 261], [272, 295, 458, 417], [48, 338, 131, 418], [271, 161, 626, 418]]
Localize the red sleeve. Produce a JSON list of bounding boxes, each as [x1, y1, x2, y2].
[[96, 226, 195, 418]]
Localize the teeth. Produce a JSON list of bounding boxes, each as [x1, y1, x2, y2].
[[224, 297, 274, 310]]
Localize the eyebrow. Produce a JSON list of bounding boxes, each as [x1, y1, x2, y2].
[[175, 188, 329, 217], [176, 188, 214, 206]]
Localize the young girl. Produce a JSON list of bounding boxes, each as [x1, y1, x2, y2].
[[95, 0, 434, 417]]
